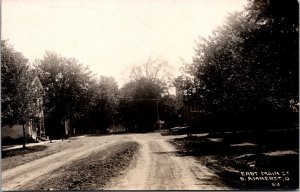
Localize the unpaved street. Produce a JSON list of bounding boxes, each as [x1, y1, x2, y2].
[[106, 133, 228, 190], [2, 133, 228, 190], [2, 135, 127, 190]]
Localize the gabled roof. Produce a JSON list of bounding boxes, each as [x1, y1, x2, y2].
[[31, 76, 43, 91]]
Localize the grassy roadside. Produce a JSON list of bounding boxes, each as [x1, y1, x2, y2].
[[19, 141, 140, 190], [2, 138, 82, 171], [170, 129, 299, 190]]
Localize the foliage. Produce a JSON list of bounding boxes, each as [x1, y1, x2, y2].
[[130, 57, 173, 85], [35, 52, 121, 135], [78, 76, 119, 133], [119, 58, 176, 132], [119, 78, 161, 132], [158, 95, 178, 128], [187, 0, 299, 130], [1, 41, 44, 147], [34, 52, 97, 136], [1, 41, 38, 126]]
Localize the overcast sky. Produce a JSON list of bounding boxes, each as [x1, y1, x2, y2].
[[2, 0, 247, 87]]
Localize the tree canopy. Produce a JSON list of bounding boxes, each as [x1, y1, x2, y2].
[[118, 58, 176, 132], [186, 0, 299, 130], [1, 41, 35, 126], [2, 0, 298, 137]]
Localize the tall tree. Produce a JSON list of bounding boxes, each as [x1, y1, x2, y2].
[[2, 41, 27, 124], [1, 41, 38, 147], [244, 0, 299, 111], [35, 52, 96, 138], [188, 0, 298, 131], [82, 76, 119, 133], [119, 57, 174, 132]]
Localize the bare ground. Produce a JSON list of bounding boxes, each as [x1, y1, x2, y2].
[[2, 136, 90, 171], [2, 134, 131, 190], [19, 141, 140, 190], [105, 133, 228, 190], [3, 133, 230, 190]]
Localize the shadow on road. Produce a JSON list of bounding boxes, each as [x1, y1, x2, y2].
[[2, 145, 48, 158], [169, 129, 299, 190]]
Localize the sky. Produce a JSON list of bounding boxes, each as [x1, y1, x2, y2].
[[2, 0, 247, 87]]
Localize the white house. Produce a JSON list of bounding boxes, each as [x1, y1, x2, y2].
[[2, 75, 45, 144]]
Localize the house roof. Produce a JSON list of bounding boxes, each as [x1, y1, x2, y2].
[[31, 76, 43, 90]]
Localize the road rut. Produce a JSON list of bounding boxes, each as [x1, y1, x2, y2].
[[106, 133, 228, 190], [3, 133, 229, 190]]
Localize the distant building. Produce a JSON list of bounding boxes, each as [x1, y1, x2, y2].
[[29, 75, 46, 139], [175, 88, 194, 125], [175, 88, 184, 110]]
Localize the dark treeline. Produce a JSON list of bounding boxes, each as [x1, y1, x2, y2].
[[2, 0, 299, 139], [175, 0, 299, 132], [119, 58, 177, 132], [1, 46, 177, 138]]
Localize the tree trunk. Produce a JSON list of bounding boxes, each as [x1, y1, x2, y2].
[[22, 123, 26, 148]]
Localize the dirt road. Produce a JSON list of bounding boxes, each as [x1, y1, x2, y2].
[[2, 135, 126, 190], [2, 133, 228, 190], [106, 133, 228, 190]]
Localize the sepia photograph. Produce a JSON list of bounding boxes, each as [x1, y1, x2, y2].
[[1, 0, 299, 190]]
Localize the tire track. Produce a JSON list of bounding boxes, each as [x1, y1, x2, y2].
[[106, 133, 229, 190]]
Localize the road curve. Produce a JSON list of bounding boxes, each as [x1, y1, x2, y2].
[[105, 133, 229, 190], [3, 133, 229, 190]]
